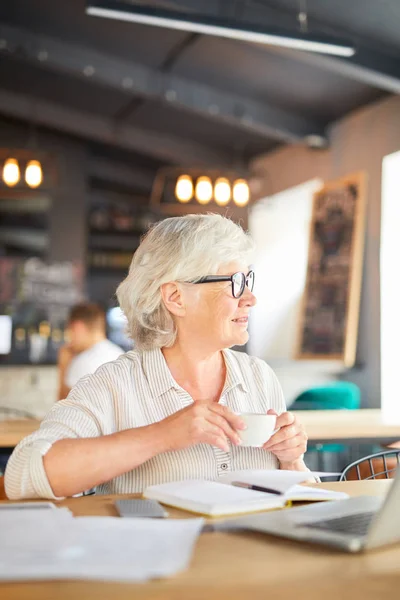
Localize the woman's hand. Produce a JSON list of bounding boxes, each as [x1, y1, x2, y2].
[[262, 409, 308, 470], [158, 402, 246, 453]]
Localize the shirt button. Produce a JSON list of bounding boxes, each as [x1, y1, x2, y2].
[[221, 463, 228, 470]]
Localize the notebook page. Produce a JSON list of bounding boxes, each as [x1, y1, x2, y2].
[[219, 470, 339, 493], [284, 485, 349, 502], [144, 480, 285, 516]]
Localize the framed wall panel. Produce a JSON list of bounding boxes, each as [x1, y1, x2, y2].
[[295, 172, 367, 367]]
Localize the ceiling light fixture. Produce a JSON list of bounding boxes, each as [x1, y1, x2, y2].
[[86, 1, 355, 57], [25, 160, 43, 188], [2, 158, 20, 187], [232, 179, 250, 207], [195, 176, 213, 205], [214, 177, 231, 206], [175, 174, 193, 203]]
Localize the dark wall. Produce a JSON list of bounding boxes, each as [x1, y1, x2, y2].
[[0, 119, 88, 266], [47, 140, 87, 263]]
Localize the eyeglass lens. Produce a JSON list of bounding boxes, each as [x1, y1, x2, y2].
[[232, 271, 254, 298]]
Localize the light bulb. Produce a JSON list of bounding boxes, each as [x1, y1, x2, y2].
[[3, 158, 20, 187], [195, 176, 213, 204], [25, 160, 43, 188], [214, 177, 231, 206], [232, 179, 250, 207], [175, 174, 193, 203]]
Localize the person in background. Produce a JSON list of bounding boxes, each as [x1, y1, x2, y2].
[[5, 214, 308, 500], [57, 302, 123, 400]]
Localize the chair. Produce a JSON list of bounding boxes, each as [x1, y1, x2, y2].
[[340, 450, 400, 481], [0, 453, 10, 477], [290, 382, 361, 471], [0, 476, 6, 500], [291, 381, 361, 412]]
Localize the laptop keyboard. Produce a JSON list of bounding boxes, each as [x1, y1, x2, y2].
[[301, 511, 375, 537]]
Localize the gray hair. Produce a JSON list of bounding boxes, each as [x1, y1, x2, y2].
[[117, 213, 254, 350]]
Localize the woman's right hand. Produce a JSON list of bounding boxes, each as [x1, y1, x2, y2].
[[157, 403, 246, 453]]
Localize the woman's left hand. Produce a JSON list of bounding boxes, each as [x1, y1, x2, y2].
[[263, 409, 308, 469]]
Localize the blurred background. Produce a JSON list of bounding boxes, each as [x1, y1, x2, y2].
[[0, 1, 399, 471]]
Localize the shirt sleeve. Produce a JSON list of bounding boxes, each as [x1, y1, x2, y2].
[[4, 372, 115, 501]]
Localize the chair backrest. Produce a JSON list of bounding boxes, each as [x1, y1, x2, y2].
[[340, 450, 400, 481], [291, 382, 361, 411], [0, 476, 6, 500]]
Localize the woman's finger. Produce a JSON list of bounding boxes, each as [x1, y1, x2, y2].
[[207, 413, 242, 445], [204, 432, 230, 452], [274, 443, 307, 462], [210, 405, 247, 431], [275, 411, 295, 429], [263, 424, 299, 448], [264, 433, 307, 453], [194, 420, 231, 452]]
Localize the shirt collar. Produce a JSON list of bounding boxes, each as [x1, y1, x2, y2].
[[141, 347, 248, 399], [142, 347, 181, 399], [222, 349, 249, 395]]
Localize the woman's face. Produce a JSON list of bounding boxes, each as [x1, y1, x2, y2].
[[179, 260, 257, 351]]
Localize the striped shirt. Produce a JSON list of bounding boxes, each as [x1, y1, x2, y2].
[[5, 348, 286, 500]]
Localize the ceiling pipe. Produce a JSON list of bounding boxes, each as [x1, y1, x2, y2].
[[86, 1, 356, 57]]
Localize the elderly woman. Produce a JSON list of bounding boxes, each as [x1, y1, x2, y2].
[[5, 214, 308, 500]]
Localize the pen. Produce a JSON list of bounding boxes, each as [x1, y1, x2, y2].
[[232, 481, 283, 495]]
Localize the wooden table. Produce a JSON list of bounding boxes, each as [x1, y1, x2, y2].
[[296, 408, 400, 445], [0, 419, 41, 450], [1, 409, 400, 452], [1, 480, 399, 600]]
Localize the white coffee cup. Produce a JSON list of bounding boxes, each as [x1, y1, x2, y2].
[[237, 413, 277, 447]]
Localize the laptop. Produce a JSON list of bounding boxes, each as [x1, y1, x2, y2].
[[225, 468, 400, 552]]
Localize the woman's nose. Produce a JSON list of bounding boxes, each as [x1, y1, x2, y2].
[[240, 287, 257, 307]]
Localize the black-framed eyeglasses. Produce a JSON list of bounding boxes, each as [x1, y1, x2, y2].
[[193, 270, 255, 299]]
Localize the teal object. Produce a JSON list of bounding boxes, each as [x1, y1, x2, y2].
[[291, 382, 361, 454]]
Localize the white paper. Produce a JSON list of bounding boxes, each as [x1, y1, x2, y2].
[[218, 469, 339, 494], [0, 502, 60, 512], [283, 484, 348, 501], [0, 511, 203, 582]]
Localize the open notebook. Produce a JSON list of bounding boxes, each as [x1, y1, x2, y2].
[[143, 471, 347, 517]]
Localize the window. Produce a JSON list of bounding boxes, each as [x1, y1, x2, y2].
[[381, 151, 400, 423]]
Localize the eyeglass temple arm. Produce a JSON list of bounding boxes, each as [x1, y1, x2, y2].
[[194, 276, 231, 284]]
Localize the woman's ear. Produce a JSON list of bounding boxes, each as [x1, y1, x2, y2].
[[160, 282, 186, 317]]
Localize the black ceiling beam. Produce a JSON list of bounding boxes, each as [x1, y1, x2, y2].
[[0, 89, 229, 166], [247, 0, 400, 94], [160, 32, 200, 72], [276, 46, 400, 96], [115, 32, 200, 123], [0, 23, 326, 144], [102, 0, 400, 95], [87, 0, 355, 56]]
